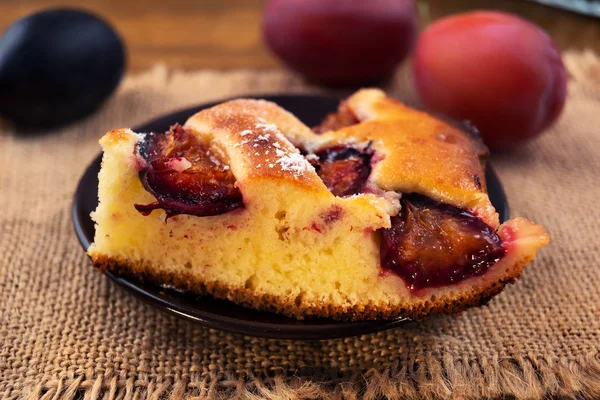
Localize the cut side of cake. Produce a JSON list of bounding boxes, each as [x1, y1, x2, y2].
[[88, 89, 549, 320]]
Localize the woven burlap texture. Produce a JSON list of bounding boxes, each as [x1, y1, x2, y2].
[[1, 51, 599, 400]]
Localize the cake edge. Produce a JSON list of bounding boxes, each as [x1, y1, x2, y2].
[[90, 254, 533, 321]]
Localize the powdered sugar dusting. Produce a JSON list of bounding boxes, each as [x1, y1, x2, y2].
[[275, 148, 286, 158], [209, 154, 222, 166], [276, 152, 313, 175], [166, 157, 192, 172], [275, 132, 288, 144], [231, 119, 315, 176], [256, 123, 279, 134]]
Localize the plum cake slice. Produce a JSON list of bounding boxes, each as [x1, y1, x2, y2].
[[88, 89, 549, 320]]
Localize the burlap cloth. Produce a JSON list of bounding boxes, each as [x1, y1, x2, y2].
[[1, 51, 600, 400]]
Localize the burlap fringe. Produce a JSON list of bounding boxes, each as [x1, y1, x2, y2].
[[19, 352, 600, 399]]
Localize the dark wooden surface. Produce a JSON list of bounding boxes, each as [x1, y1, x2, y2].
[[0, 0, 599, 72]]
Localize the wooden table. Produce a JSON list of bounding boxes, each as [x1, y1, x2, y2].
[[1, 0, 599, 72]]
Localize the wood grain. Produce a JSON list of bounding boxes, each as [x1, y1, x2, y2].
[[0, 0, 275, 71], [0, 0, 598, 72]]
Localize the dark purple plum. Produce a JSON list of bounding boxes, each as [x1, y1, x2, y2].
[[309, 145, 373, 197], [380, 194, 505, 291], [135, 124, 243, 218]]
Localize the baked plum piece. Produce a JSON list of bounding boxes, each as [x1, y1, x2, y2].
[[308, 144, 373, 197], [135, 124, 243, 218], [381, 194, 505, 291]]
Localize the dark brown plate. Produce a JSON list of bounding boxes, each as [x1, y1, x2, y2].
[[72, 94, 509, 340]]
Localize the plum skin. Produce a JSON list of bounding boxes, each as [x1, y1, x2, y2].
[[412, 11, 567, 149], [263, 0, 417, 86]]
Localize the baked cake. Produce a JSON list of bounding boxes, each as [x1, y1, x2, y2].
[[88, 89, 549, 320]]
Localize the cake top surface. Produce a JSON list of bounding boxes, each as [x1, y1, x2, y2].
[[102, 89, 498, 225], [321, 89, 497, 226], [183, 89, 497, 226], [184, 98, 329, 192]]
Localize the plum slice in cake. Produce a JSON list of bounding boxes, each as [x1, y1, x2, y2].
[[88, 89, 549, 320]]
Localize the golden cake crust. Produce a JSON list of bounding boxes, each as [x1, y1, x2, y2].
[[318, 89, 499, 227], [184, 99, 328, 189], [182, 90, 498, 227]]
